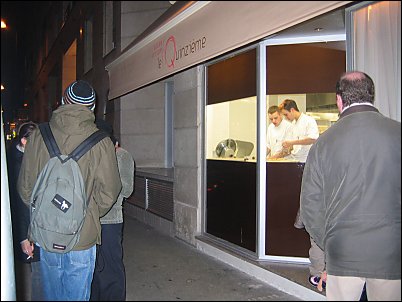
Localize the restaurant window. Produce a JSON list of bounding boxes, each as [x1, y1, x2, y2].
[[263, 41, 345, 260], [205, 47, 258, 253], [204, 10, 346, 260]]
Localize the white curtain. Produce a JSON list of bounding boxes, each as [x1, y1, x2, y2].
[[353, 1, 401, 122]]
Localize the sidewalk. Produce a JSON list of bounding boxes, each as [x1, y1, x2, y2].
[[123, 215, 301, 301], [15, 215, 315, 300]]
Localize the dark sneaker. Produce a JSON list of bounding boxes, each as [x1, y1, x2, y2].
[[309, 275, 326, 289], [309, 275, 320, 287]]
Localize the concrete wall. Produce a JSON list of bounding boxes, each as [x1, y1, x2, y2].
[[117, 65, 203, 247], [121, 1, 171, 51], [172, 66, 203, 245], [117, 81, 166, 168]]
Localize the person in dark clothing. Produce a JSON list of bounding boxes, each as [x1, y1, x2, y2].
[[300, 71, 401, 300], [6, 121, 43, 300], [91, 118, 135, 301]]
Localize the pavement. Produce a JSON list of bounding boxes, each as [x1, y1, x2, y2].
[[15, 215, 307, 301], [123, 215, 302, 301]]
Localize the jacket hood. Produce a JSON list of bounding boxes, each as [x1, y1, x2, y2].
[[50, 104, 97, 135]]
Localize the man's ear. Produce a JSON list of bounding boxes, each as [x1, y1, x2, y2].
[[336, 95, 343, 113]]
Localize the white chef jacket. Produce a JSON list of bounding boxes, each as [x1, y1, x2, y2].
[[266, 118, 293, 156], [287, 113, 319, 162]]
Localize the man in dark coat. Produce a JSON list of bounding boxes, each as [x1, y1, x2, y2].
[[300, 71, 401, 300], [6, 122, 43, 300]]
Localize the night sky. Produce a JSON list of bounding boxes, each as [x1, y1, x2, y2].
[[1, 1, 42, 124]]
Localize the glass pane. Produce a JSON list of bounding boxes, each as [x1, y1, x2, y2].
[[265, 41, 345, 257], [206, 48, 257, 252], [206, 97, 256, 160]]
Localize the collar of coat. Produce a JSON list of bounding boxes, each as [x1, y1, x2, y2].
[[339, 104, 379, 119]]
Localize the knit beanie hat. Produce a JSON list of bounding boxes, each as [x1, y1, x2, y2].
[[61, 80, 96, 111]]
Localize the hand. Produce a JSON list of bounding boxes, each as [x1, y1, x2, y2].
[[282, 140, 293, 149], [317, 271, 327, 292], [20, 239, 34, 259], [268, 152, 280, 160], [268, 157, 280, 161]]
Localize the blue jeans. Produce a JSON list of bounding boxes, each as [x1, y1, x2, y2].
[[39, 245, 96, 301]]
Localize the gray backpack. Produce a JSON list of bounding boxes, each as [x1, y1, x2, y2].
[[28, 123, 108, 253]]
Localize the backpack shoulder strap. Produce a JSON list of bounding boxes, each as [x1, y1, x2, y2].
[[38, 123, 61, 158], [69, 130, 109, 162]]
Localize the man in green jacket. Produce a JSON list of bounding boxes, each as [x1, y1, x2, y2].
[[18, 80, 122, 301]]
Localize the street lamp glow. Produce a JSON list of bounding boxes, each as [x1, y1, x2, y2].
[[1, 20, 7, 29], [1, 84, 4, 90]]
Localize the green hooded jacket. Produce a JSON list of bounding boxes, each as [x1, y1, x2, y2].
[[17, 104, 122, 250]]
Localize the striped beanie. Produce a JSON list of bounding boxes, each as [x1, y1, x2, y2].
[[61, 80, 96, 111]]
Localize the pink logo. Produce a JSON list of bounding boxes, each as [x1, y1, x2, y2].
[[164, 36, 176, 68]]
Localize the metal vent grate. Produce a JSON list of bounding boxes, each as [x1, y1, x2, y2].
[[147, 179, 174, 221], [126, 175, 146, 209]]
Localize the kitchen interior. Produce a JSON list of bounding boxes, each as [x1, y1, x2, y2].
[[207, 92, 339, 161]]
